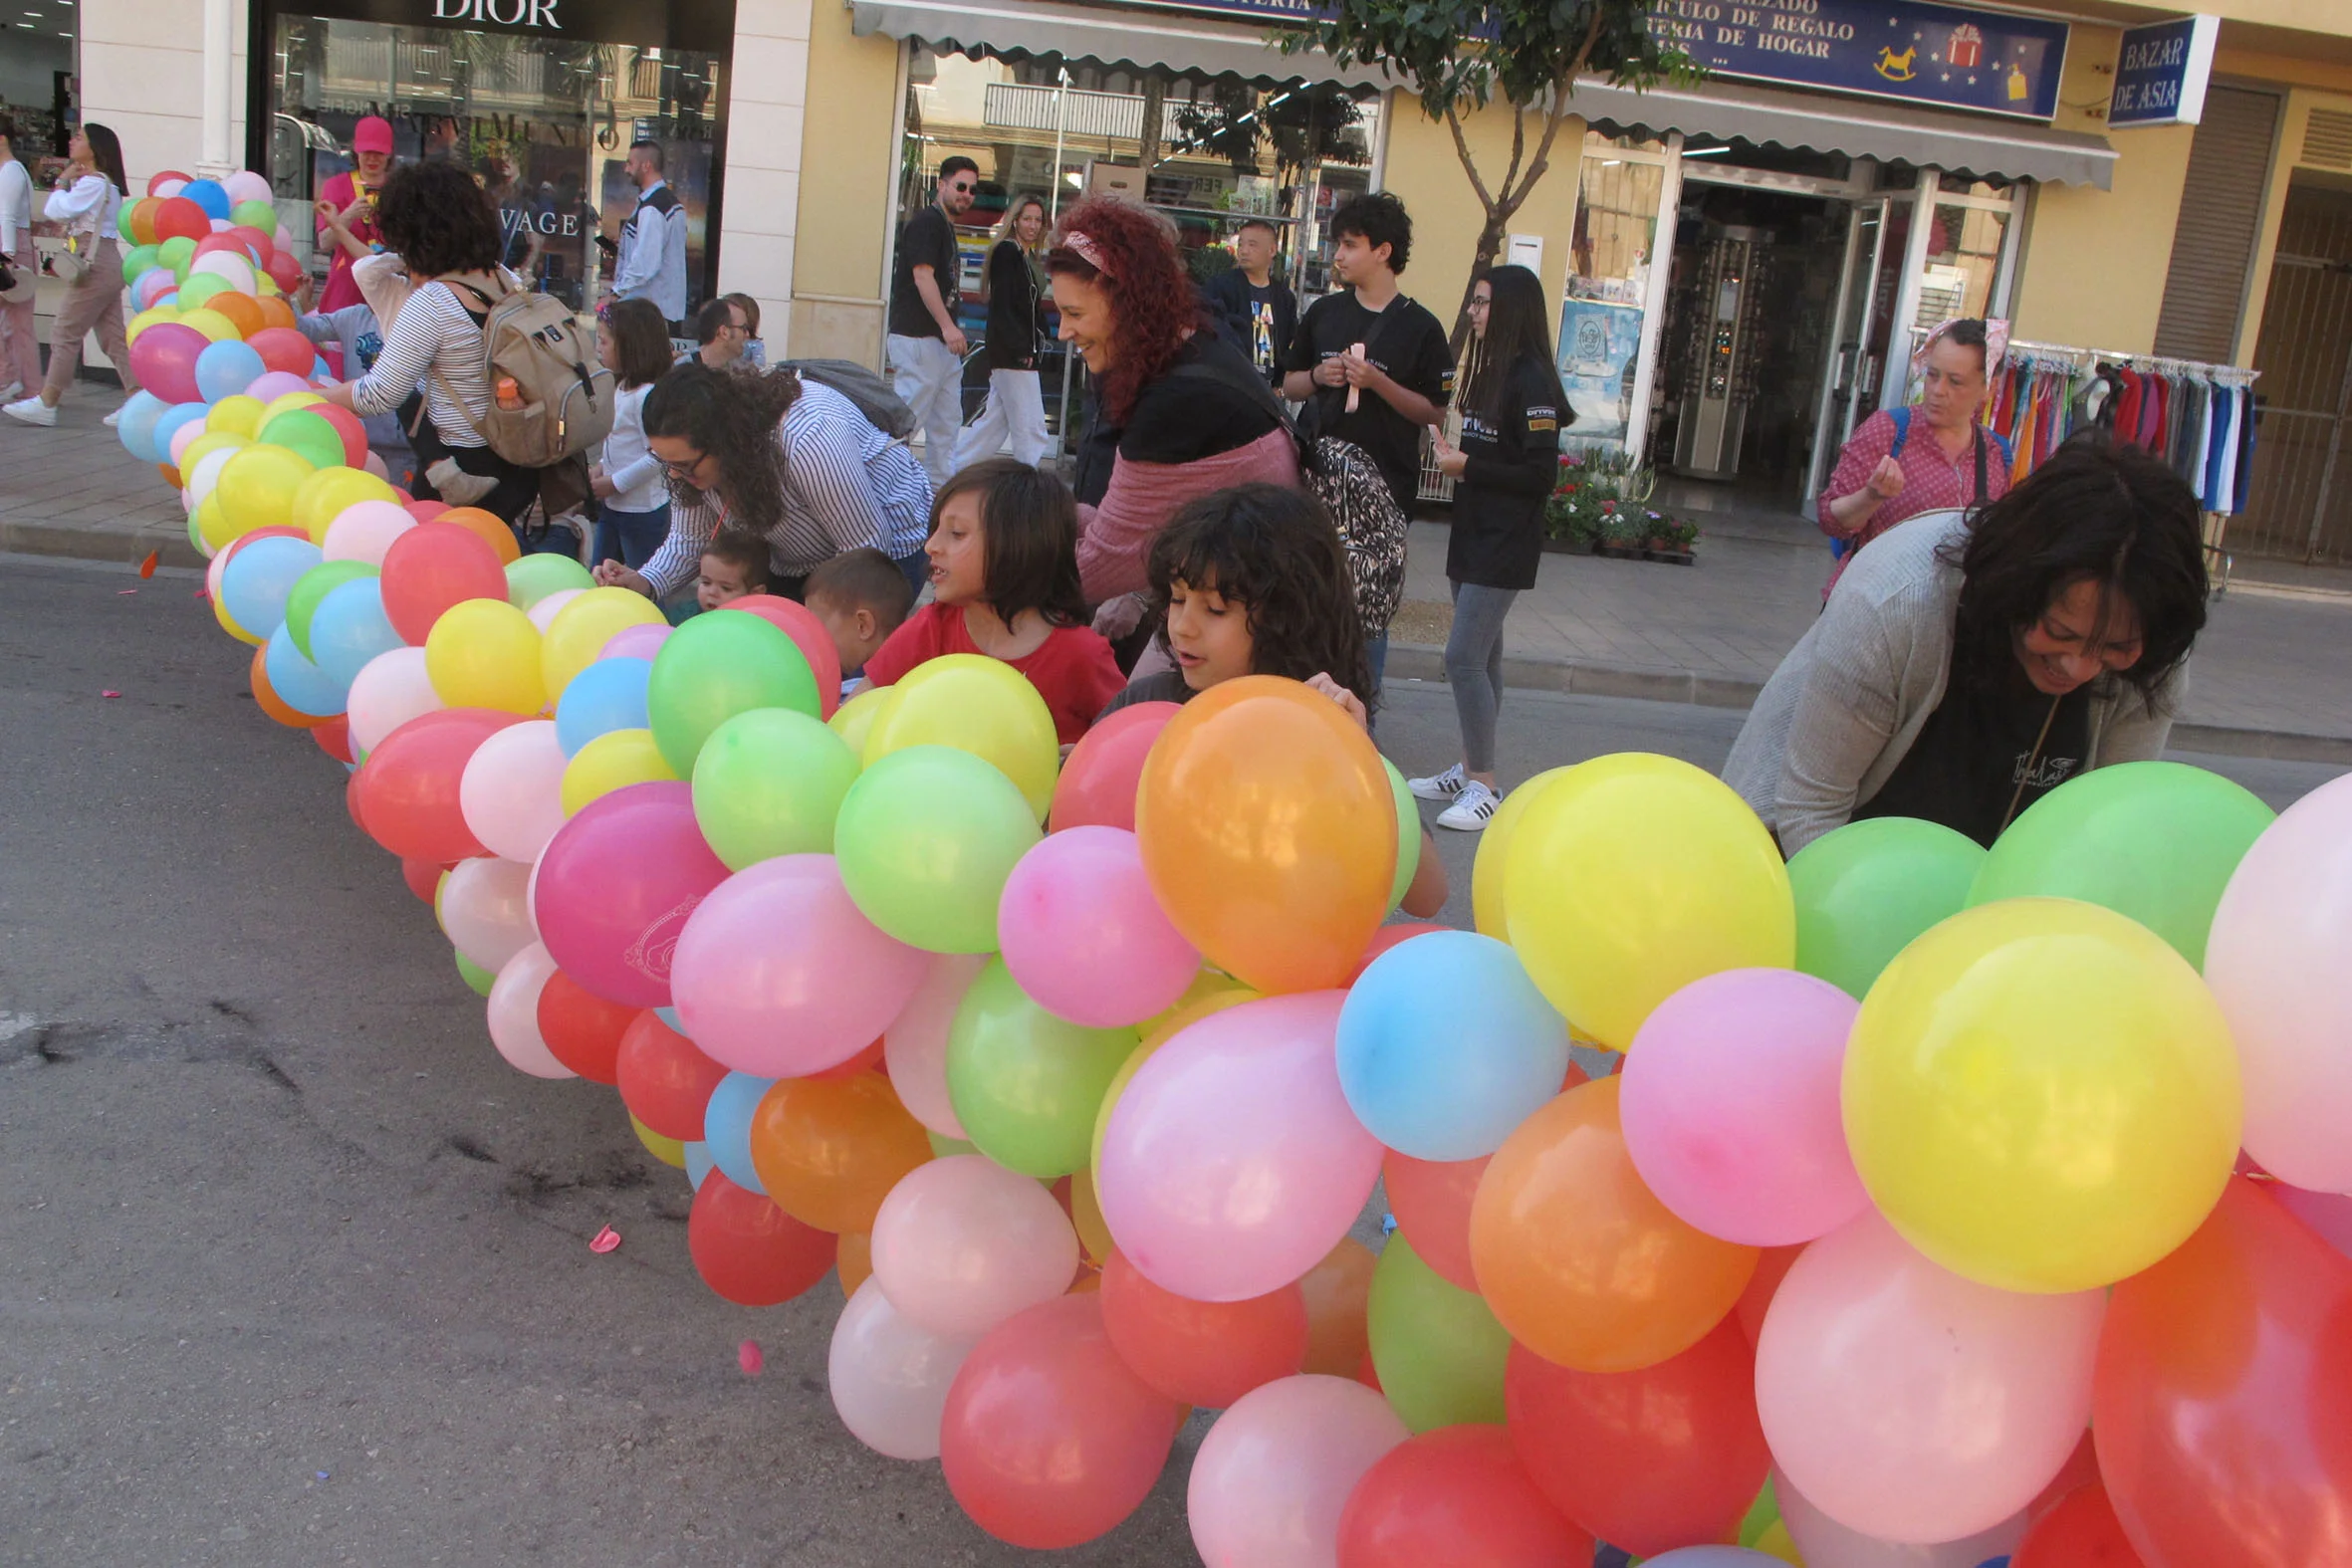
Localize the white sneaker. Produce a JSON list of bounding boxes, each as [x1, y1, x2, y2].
[[0, 381, 21, 400], [1436, 779, 1503, 832], [1409, 762, 1467, 801], [3, 395, 56, 427], [103, 406, 122, 428]]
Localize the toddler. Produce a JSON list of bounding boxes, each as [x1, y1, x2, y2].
[[696, 529, 772, 613], [807, 546, 916, 694]]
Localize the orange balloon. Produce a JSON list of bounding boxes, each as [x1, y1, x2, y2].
[[1470, 1077, 1757, 1373], [747, 1071, 932, 1234], [158, 462, 182, 488], [250, 642, 333, 727], [1298, 1236, 1378, 1378], [206, 291, 266, 338], [837, 1230, 873, 1300], [437, 505, 521, 564], [1134, 675, 1393, 994], [252, 294, 298, 333]]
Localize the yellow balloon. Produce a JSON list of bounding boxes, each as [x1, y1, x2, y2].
[[560, 728, 678, 815], [1067, 1167, 1114, 1267], [125, 305, 177, 344], [212, 573, 261, 643], [293, 466, 395, 543], [827, 682, 896, 753], [175, 307, 241, 342], [1503, 753, 1793, 1049], [195, 494, 247, 554], [540, 586, 665, 702], [262, 390, 327, 423], [214, 443, 317, 537], [179, 430, 251, 476], [1472, 766, 1574, 939], [1752, 1520, 1802, 1566], [863, 652, 1058, 820], [631, 1114, 687, 1169], [1844, 896, 2241, 1294], [425, 598, 546, 714], [205, 394, 267, 440]]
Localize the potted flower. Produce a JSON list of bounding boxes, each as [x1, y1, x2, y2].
[[1648, 516, 1700, 565], [1598, 503, 1647, 560]]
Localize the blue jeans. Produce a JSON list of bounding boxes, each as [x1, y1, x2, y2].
[[595, 502, 670, 570]]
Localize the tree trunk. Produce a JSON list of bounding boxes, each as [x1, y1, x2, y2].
[[1138, 74, 1166, 177], [1450, 215, 1508, 357]]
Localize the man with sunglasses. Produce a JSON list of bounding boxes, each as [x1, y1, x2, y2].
[[888, 155, 980, 486]]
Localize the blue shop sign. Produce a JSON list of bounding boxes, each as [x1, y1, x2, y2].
[[1648, 0, 2068, 121], [2108, 15, 2219, 128]]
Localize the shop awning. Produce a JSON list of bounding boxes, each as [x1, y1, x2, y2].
[[1565, 78, 2117, 190], [848, 0, 1389, 90]]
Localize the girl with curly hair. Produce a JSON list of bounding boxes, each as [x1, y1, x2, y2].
[[1046, 197, 1299, 619], [591, 361, 932, 603]]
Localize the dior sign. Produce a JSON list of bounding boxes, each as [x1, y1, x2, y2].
[[432, 0, 563, 28]]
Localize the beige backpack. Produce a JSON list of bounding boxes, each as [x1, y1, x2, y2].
[[436, 274, 615, 467]]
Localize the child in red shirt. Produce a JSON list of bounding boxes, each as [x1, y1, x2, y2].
[[859, 458, 1124, 743]]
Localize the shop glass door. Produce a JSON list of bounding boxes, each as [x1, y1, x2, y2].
[[1559, 132, 1670, 460], [1804, 195, 1894, 507]]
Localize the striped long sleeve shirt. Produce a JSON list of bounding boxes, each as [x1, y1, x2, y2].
[[346, 278, 496, 448]]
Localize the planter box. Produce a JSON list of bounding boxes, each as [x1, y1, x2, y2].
[[1541, 535, 1596, 556], [1645, 547, 1696, 566], [1596, 544, 1644, 560]]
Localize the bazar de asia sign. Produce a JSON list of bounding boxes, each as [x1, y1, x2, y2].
[[1648, 0, 2067, 120]]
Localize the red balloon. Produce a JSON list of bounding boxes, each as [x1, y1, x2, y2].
[[345, 768, 371, 836], [224, 224, 275, 260], [192, 232, 253, 263], [312, 402, 368, 468], [264, 251, 306, 294], [146, 169, 192, 196], [941, 1293, 1185, 1549], [2017, 1481, 2149, 1567], [2026, 1428, 2103, 1524], [536, 976, 638, 1084], [1049, 700, 1179, 831], [1505, 1318, 1769, 1557], [311, 713, 354, 764], [719, 594, 840, 718], [614, 1009, 729, 1141], [807, 1034, 886, 1082], [248, 327, 320, 378], [686, 1171, 836, 1306], [532, 782, 729, 1008], [1383, 1151, 1488, 1293], [351, 708, 521, 861], [1098, 1247, 1307, 1408], [1733, 1243, 1804, 1345], [1350, 921, 1448, 982], [405, 500, 451, 525], [378, 523, 508, 645], [1337, 1425, 1593, 1568], [399, 856, 443, 902], [2093, 1177, 2352, 1568], [151, 196, 211, 244]]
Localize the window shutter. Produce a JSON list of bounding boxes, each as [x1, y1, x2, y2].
[[2153, 87, 2283, 364]]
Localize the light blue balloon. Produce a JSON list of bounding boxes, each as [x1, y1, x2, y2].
[[152, 401, 208, 456], [116, 389, 168, 463], [1335, 929, 1569, 1162], [703, 1071, 775, 1195], [554, 656, 652, 758], [684, 1140, 714, 1191], [180, 178, 232, 220], [312, 355, 334, 381], [194, 338, 267, 403], [1644, 1551, 1785, 1566], [220, 534, 323, 642], [310, 577, 403, 689], [654, 1005, 684, 1032], [263, 622, 347, 717]]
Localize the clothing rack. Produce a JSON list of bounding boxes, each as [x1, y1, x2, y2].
[[1999, 336, 2258, 388]]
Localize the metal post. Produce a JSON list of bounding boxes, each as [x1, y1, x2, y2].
[[1052, 66, 1075, 464]]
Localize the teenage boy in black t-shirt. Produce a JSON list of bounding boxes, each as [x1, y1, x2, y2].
[[1283, 192, 1455, 512]]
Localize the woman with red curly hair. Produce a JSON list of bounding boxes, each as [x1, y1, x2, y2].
[[1047, 197, 1299, 618]]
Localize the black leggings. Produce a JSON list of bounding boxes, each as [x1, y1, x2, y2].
[[409, 417, 540, 526]]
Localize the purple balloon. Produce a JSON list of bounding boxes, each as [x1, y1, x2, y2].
[[600, 622, 673, 662], [128, 322, 209, 405], [532, 782, 728, 1008]]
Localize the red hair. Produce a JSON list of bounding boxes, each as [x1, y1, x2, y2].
[[1045, 196, 1206, 424]]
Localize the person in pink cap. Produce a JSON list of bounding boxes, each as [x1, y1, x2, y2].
[[314, 115, 395, 313]]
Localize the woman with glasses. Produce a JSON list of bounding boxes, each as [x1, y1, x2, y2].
[[592, 361, 932, 604]]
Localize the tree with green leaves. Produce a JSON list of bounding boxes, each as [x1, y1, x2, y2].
[[1293, 0, 1694, 336]]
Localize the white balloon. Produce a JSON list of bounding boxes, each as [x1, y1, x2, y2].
[[222, 169, 273, 206], [186, 444, 241, 509], [322, 499, 414, 567], [346, 646, 442, 756], [486, 943, 574, 1079], [869, 1155, 1076, 1342], [442, 856, 538, 974], [460, 720, 568, 863], [527, 588, 585, 632], [1775, 1469, 2026, 1568], [881, 952, 985, 1139], [828, 1276, 974, 1460], [189, 251, 257, 296]]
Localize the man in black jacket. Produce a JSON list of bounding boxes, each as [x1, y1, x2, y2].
[[1203, 218, 1295, 389]]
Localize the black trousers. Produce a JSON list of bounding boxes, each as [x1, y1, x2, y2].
[[408, 416, 540, 526]]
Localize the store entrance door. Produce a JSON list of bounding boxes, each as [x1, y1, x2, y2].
[[1802, 195, 1907, 512]]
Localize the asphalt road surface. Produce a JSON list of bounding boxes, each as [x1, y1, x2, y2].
[[1, 556, 2340, 1567]]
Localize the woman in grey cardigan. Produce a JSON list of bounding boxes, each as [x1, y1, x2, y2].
[[1725, 438, 2209, 854]]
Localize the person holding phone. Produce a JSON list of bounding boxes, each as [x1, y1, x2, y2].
[[316, 116, 395, 314]]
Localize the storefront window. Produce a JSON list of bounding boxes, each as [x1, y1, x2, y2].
[[1915, 199, 2007, 329], [1560, 131, 1665, 455], [264, 14, 726, 317]]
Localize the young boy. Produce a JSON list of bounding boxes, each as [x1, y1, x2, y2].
[[806, 546, 916, 696], [693, 529, 772, 615]]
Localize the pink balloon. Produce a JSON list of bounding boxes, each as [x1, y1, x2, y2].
[[534, 782, 729, 1008], [223, 169, 273, 205], [323, 500, 415, 566], [668, 853, 930, 1077], [2204, 772, 2352, 1193], [997, 826, 1200, 1028], [441, 856, 537, 974], [1097, 992, 1381, 1303], [459, 720, 568, 863], [599, 622, 672, 662], [129, 323, 207, 404], [870, 1154, 1078, 1342], [486, 943, 575, 1079], [403, 499, 449, 525], [1188, 1374, 1409, 1568], [347, 646, 443, 756], [882, 952, 985, 1139], [168, 418, 208, 469], [1619, 969, 1868, 1246], [1756, 1212, 2105, 1545], [829, 1276, 976, 1460], [245, 370, 313, 404], [1774, 1468, 2026, 1568], [527, 588, 584, 632]]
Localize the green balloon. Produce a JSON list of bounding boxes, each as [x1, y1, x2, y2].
[[691, 708, 861, 869], [117, 201, 139, 243], [835, 745, 1042, 954], [260, 409, 348, 472], [158, 235, 197, 280], [644, 610, 819, 775], [285, 560, 378, 659], [1738, 1475, 1783, 1549], [1384, 759, 1419, 913], [1967, 760, 2275, 969], [926, 1131, 978, 1160], [944, 958, 1138, 1178], [455, 949, 496, 997], [1365, 1232, 1509, 1432], [122, 243, 160, 284], [505, 552, 593, 609], [231, 198, 279, 232], [178, 272, 234, 309], [1787, 817, 1985, 999]]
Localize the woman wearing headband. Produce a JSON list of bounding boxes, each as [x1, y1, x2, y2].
[[1818, 317, 2011, 595]]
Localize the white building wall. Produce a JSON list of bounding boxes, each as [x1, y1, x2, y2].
[[719, 0, 812, 352], [79, 0, 250, 187]]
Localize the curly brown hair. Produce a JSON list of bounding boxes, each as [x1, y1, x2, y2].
[[1045, 196, 1207, 424], [375, 159, 503, 278], [641, 361, 803, 536]]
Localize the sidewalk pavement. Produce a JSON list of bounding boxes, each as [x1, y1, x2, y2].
[[8, 399, 2348, 759]]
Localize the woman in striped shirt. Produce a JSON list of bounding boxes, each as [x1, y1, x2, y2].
[[593, 362, 933, 603]]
